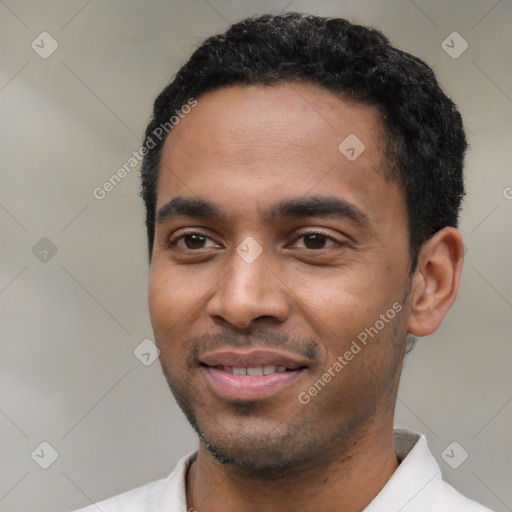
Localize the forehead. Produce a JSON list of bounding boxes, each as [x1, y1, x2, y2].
[[156, 82, 403, 227], [163, 82, 386, 167]]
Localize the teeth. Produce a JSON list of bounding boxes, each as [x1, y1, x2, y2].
[[222, 365, 287, 375], [263, 365, 277, 375]]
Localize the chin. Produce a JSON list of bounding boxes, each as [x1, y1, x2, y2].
[[201, 432, 306, 471], [166, 369, 313, 466], [193, 406, 325, 474]]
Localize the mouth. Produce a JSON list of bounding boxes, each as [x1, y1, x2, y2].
[[210, 364, 298, 376], [199, 349, 310, 401]]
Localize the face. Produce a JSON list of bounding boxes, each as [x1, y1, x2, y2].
[[148, 82, 412, 470]]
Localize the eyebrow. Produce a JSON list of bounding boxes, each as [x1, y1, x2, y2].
[[265, 195, 370, 226], [156, 196, 223, 224], [156, 195, 370, 227]]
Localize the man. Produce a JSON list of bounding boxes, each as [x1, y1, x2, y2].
[[75, 12, 493, 512]]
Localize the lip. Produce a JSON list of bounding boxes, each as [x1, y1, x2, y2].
[[200, 349, 310, 401], [203, 366, 307, 401], [200, 349, 308, 369]]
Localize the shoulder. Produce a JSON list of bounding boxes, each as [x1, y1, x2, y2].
[[70, 452, 196, 512], [371, 430, 495, 512], [431, 478, 495, 511], [72, 478, 167, 512]]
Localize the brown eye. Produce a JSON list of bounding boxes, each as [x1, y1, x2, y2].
[[169, 232, 219, 250], [292, 232, 339, 250], [182, 234, 207, 249], [303, 233, 329, 249]]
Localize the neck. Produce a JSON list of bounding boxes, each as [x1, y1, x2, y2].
[[186, 418, 399, 512]]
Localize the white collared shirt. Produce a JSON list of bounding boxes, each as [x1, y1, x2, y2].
[[73, 429, 493, 511]]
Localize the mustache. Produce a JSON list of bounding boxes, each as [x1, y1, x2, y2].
[[189, 327, 319, 363]]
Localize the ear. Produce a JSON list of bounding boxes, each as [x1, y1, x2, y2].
[[407, 227, 464, 337]]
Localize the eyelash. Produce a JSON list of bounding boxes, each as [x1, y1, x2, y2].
[[167, 230, 343, 250], [168, 231, 216, 249]]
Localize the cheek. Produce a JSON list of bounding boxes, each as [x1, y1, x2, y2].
[[291, 265, 404, 351], [148, 262, 214, 335], [148, 268, 190, 370], [148, 265, 185, 331]]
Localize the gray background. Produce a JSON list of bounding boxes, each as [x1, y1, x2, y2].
[[1, 0, 511, 511]]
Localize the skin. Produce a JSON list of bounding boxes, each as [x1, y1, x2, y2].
[[148, 82, 464, 512]]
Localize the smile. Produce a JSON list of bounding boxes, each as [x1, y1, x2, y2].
[[198, 349, 310, 401], [202, 365, 307, 401], [216, 364, 290, 376]]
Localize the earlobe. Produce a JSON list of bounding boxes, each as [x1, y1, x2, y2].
[[407, 227, 464, 337]]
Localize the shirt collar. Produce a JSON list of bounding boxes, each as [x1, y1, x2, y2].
[[364, 429, 442, 511]]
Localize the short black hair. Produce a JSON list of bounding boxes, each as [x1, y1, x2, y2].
[[140, 12, 467, 270]]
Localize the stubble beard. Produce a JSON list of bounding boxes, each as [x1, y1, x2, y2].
[[156, 305, 408, 477], [159, 361, 402, 481]]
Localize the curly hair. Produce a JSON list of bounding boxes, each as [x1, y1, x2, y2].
[[140, 12, 467, 271]]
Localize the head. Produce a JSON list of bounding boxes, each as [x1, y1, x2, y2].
[[141, 13, 466, 271], [142, 13, 466, 471]]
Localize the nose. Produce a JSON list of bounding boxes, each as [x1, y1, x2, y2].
[[206, 246, 291, 330]]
